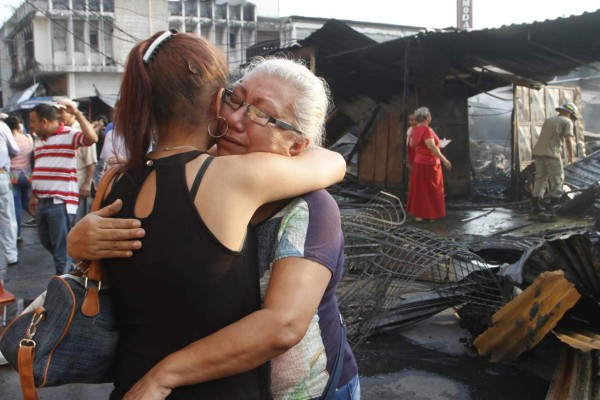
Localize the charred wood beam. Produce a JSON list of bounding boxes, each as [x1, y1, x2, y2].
[[345, 105, 381, 164]]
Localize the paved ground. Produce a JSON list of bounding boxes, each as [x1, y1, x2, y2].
[[0, 205, 594, 399]]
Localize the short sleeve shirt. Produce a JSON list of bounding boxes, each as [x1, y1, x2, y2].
[[532, 115, 573, 159], [255, 189, 358, 399]]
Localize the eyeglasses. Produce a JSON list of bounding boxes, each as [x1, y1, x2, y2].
[[222, 89, 303, 134]]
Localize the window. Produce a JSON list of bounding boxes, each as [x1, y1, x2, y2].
[[53, 0, 69, 10], [102, 0, 114, 12], [103, 25, 114, 63], [53, 20, 67, 52], [73, 0, 85, 11], [256, 30, 280, 44], [215, 26, 226, 49], [89, 21, 99, 49], [185, 22, 196, 33], [89, 0, 100, 11], [73, 20, 85, 53], [185, 0, 198, 17], [229, 5, 241, 20], [168, 0, 183, 16], [243, 4, 255, 21], [199, 24, 212, 40], [229, 32, 237, 49], [214, 3, 227, 19], [200, 0, 212, 18], [8, 42, 18, 75]]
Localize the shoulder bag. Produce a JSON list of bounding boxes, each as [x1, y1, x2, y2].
[[0, 166, 122, 400], [321, 313, 347, 400]]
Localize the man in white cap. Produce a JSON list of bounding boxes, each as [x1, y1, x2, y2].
[[28, 100, 97, 275], [531, 102, 577, 215], [0, 113, 20, 268], [56, 101, 97, 223]]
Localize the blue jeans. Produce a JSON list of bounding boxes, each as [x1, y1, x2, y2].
[[12, 171, 32, 237], [333, 373, 361, 400], [36, 200, 71, 275], [75, 195, 91, 224]]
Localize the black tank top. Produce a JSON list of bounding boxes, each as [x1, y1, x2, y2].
[[103, 151, 270, 399]]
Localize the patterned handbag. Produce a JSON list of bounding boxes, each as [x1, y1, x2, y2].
[[0, 166, 122, 400]]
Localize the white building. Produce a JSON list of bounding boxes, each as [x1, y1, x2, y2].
[[0, 0, 421, 107]]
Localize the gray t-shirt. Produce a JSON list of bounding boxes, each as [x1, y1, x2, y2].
[[532, 114, 573, 159]]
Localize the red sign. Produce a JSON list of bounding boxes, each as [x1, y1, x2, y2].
[[457, 0, 473, 30]]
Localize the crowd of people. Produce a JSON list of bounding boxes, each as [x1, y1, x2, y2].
[[1, 30, 360, 400], [0, 101, 118, 276]]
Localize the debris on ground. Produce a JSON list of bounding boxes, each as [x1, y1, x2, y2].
[[473, 270, 581, 362], [337, 192, 506, 345]]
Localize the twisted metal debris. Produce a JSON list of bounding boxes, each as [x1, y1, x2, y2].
[[337, 191, 507, 344]]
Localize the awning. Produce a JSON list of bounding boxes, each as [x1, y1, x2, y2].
[[73, 94, 117, 109], [1, 96, 64, 113], [5, 83, 40, 108]]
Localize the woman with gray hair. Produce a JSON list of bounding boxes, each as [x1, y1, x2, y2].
[[69, 57, 359, 399], [406, 106, 451, 222]]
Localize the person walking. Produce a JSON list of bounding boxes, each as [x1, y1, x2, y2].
[[4, 115, 33, 243], [28, 100, 97, 275], [92, 114, 108, 187], [0, 118, 20, 268], [406, 107, 451, 222], [530, 102, 577, 215]]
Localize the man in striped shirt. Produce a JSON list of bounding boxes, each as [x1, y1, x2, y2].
[[28, 100, 98, 275]]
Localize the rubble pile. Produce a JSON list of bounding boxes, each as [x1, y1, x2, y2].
[[337, 192, 506, 345], [470, 140, 513, 202]]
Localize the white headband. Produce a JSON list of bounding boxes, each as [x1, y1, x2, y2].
[[143, 29, 177, 64]]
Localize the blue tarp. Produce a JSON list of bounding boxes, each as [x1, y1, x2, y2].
[[1, 96, 66, 113]]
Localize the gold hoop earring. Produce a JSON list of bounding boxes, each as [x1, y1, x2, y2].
[[208, 117, 228, 138]]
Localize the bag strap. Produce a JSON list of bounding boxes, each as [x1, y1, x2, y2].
[[17, 306, 47, 400], [16, 167, 122, 400], [81, 165, 122, 317], [321, 313, 346, 400], [18, 344, 38, 400]]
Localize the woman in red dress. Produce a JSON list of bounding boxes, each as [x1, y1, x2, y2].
[[406, 107, 452, 221]]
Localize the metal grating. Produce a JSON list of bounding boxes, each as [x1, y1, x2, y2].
[[339, 192, 506, 344]]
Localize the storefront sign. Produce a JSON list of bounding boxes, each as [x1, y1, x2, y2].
[[457, 0, 473, 30]]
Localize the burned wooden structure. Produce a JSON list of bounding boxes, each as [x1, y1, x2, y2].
[[272, 11, 600, 199]]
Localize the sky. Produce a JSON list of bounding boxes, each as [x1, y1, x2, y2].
[[1, 0, 599, 29]]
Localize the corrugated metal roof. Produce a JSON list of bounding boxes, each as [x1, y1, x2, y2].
[[298, 11, 600, 101], [545, 347, 600, 400], [299, 18, 378, 56], [564, 149, 600, 190], [553, 319, 600, 352]]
